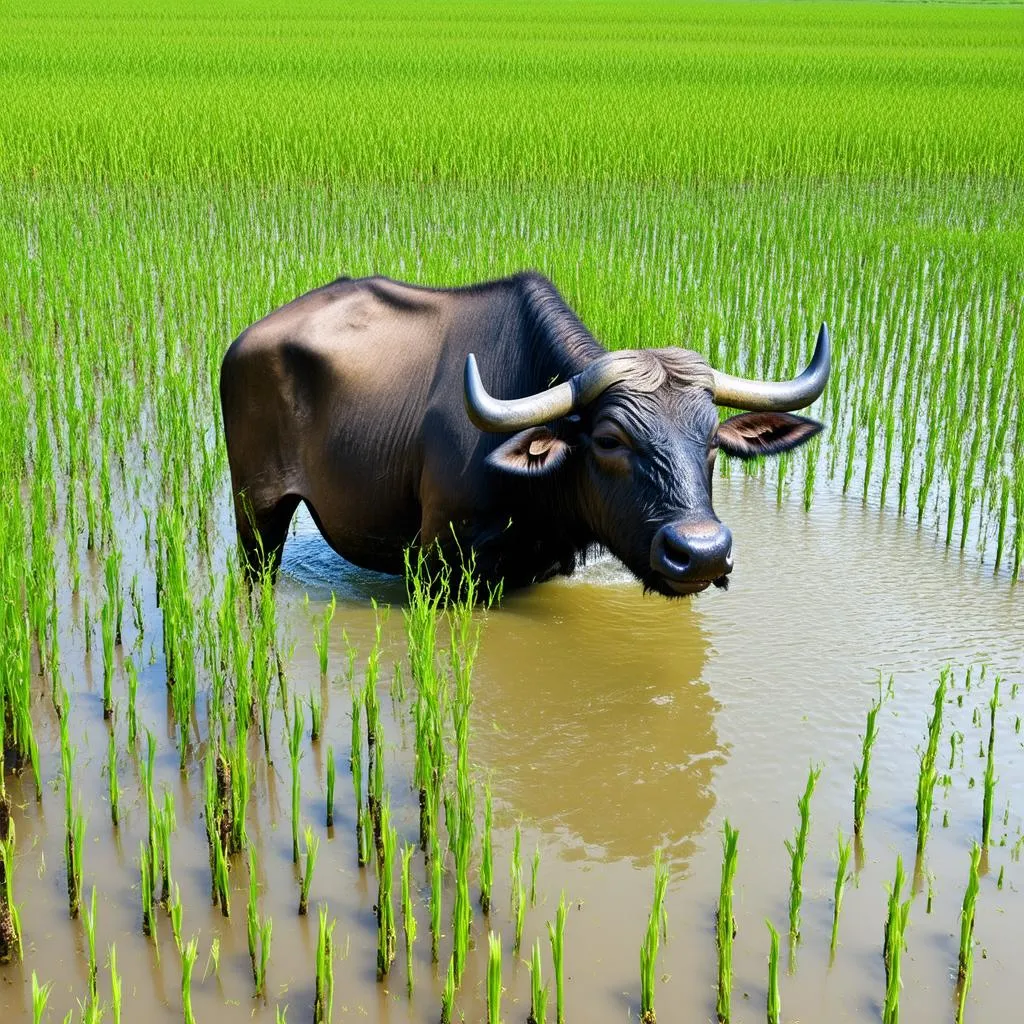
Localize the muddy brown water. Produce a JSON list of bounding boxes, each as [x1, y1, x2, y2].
[[1, 473, 1022, 1022]]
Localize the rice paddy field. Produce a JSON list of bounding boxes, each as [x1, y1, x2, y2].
[[1, 0, 1023, 1021]]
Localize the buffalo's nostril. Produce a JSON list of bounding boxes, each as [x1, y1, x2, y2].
[[662, 532, 691, 572], [651, 522, 733, 583]]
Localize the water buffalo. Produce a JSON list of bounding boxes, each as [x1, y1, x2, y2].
[[220, 271, 829, 595]]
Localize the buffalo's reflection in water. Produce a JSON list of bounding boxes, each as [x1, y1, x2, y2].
[[472, 558, 723, 869], [282, 516, 724, 873]]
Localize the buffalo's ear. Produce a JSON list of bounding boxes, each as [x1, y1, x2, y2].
[[716, 412, 822, 460], [486, 427, 571, 477]]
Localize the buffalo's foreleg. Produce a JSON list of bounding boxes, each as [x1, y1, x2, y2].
[[233, 489, 301, 582]]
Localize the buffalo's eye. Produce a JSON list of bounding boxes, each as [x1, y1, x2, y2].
[[594, 434, 624, 452]]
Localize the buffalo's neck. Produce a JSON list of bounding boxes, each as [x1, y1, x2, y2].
[[512, 271, 607, 394], [468, 484, 597, 589]]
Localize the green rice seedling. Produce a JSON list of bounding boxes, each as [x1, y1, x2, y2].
[[83, 886, 98, 1005], [430, 827, 442, 962], [130, 573, 143, 640], [993, 476, 1011, 573], [510, 824, 522, 900], [531, 846, 541, 907], [349, 684, 361, 774], [325, 746, 335, 828], [31, 972, 51, 1024], [480, 783, 493, 914], [0, 836, 22, 963], [766, 921, 780, 1024], [107, 727, 121, 827], [60, 713, 84, 918], [229, 731, 250, 855], [80, 995, 101, 1024], [170, 885, 183, 951], [203, 938, 221, 983], [854, 700, 881, 837], [452, 821, 472, 983], [26, 725, 41, 804], [957, 842, 982, 1023], [314, 904, 335, 1024], [364, 627, 383, 790], [213, 828, 230, 917], [548, 891, 568, 1024], [299, 826, 319, 916], [529, 938, 548, 1024], [391, 661, 405, 703], [101, 598, 115, 719], [717, 821, 739, 1024], [416, 717, 437, 852], [110, 945, 121, 1024], [181, 935, 198, 1024], [440, 956, 456, 1024], [67, 805, 85, 921], [370, 718, 386, 864], [916, 671, 948, 857], [309, 689, 323, 744], [125, 657, 138, 748], [105, 548, 123, 645], [514, 875, 526, 957], [247, 846, 261, 992], [259, 916, 273, 1000], [785, 766, 821, 943], [916, 761, 938, 858], [157, 791, 176, 906], [254, 587, 276, 764], [639, 848, 669, 1024], [950, 729, 964, 770], [143, 729, 158, 891], [140, 842, 156, 939], [401, 842, 417, 996], [314, 593, 336, 679], [376, 800, 397, 980], [997, 864, 1004, 889], [350, 691, 366, 865], [830, 831, 853, 957], [444, 792, 457, 861], [882, 857, 911, 1024], [276, 1006, 288, 1023], [358, 805, 371, 870], [203, 751, 222, 886], [982, 679, 1000, 848], [487, 931, 503, 1024], [243, 855, 272, 998], [289, 693, 304, 864]]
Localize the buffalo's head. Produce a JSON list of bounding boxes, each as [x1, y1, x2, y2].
[[465, 326, 829, 596]]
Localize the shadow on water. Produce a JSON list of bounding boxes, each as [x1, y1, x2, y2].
[[280, 507, 725, 873]]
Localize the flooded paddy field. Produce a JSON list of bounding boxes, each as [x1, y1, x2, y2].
[[0, 476, 1021, 1023], [2, 1, 1024, 1022]]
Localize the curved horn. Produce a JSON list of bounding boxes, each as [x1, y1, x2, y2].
[[711, 323, 831, 412], [464, 353, 629, 433]]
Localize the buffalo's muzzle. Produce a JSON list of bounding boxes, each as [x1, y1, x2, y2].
[[650, 521, 734, 591]]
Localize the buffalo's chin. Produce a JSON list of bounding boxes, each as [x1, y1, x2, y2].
[[638, 569, 732, 598], [614, 550, 728, 598], [638, 571, 709, 599]]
